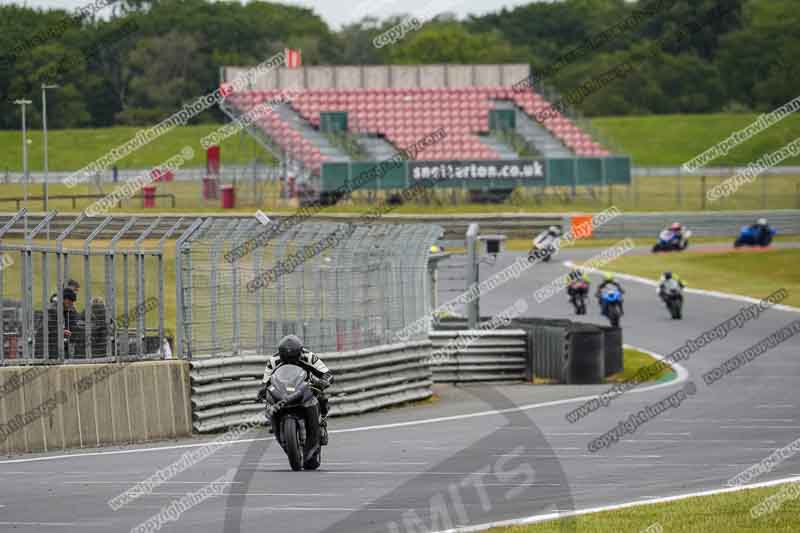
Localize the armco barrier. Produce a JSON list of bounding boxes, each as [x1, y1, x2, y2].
[[429, 330, 528, 382], [590, 210, 800, 238], [190, 340, 432, 433], [0, 360, 192, 454]]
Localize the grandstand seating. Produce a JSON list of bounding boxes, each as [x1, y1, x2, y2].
[[226, 86, 609, 174]]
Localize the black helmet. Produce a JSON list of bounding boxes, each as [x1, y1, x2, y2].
[[277, 334, 303, 364], [664, 272, 673, 280]]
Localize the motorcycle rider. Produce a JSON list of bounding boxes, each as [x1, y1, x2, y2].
[[596, 272, 625, 314], [531, 225, 561, 259], [256, 335, 334, 443], [668, 222, 684, 241], [566, 268, 591, 308], [658, 271, 685, 302], [749, 218, 772, 245]]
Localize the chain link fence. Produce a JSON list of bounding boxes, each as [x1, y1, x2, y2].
[[176, 219, 442, 358], [0, 210, 174, 364]]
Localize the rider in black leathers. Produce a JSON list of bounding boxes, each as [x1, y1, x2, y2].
[[256, 335, 333, 442]]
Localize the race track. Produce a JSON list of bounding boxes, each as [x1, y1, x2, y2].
[[1, 246, 799, 533]]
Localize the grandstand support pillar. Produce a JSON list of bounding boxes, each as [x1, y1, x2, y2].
[[466, 223, 479, 329]]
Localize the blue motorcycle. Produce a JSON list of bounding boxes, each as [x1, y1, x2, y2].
[[734, 225, 776, 248], [652, 228, 691, 253], [599, 287, 623, 327]]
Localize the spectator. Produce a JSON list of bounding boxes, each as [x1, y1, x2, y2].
[[47, 288, 84, 359]]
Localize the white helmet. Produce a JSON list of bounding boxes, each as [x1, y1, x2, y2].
[[549, 226, 560, 235], [757, 218, 767, 225]]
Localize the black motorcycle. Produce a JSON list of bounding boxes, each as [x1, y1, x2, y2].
[[568, 281, 589, 315], [662, 280, 683, 320], [266, 364, 327, 471]]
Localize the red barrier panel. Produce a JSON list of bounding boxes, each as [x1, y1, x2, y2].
[[143, 185, 156, 208], [221, 184, 235, 209], [207, 146, 220, 175]]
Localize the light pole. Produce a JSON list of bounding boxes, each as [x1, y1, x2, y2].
[[14, 99, 32, 237], [42, 84, 59, 215]]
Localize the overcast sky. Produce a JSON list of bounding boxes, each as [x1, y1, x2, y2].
[[5, 0, 543, 28]]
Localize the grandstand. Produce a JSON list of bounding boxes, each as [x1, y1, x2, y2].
[[220, 64, 624, 200]]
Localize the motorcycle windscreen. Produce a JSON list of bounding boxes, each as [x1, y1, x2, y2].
[[659, 230, 674, 241], [601, 287, 621, 301], [271, 364, 307, 399]]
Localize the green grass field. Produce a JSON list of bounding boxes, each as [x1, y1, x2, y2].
[[1, 113, 798, 171], [592, 112, 800, 167], [609, 248, 800, 307], [0, 125, 272, 174], [490, 482, 800, 532]]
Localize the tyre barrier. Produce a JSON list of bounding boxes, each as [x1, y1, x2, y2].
[[190, 340, 433, 433], [429, 329, 528, 382], [434, 317, 623, 383], [600, 326, 624, 375], [566, 325, 605, 384]]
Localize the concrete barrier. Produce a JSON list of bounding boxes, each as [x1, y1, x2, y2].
[[0, 360, 192, 455]]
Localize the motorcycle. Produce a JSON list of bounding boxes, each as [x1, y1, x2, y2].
[[734, 225, 776, 248], [265, 364, 327, 471], [568, 281, 589, 315], [528, 232, 559, 263], [662, 279, 683, 320], [652, 228, 691, 253], [598, 287, 623, 327]]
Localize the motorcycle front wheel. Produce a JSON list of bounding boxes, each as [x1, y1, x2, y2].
[[283, 417, 303, 471]]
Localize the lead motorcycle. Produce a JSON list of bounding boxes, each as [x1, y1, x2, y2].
[[528, 230, 559, 263], [265, 364, 328, 471]]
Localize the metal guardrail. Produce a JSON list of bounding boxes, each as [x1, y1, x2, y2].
[[190, 340, 432, 433], [0, 213, 562, 241], [5, 210, 798, 244], [633, 166, 800, 177], [429, 329, 528, 382], [0, 194, 176, 210], [590, 209, 800, 238]]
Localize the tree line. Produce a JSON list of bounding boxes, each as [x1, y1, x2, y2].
[[0, 0, 797, 130]]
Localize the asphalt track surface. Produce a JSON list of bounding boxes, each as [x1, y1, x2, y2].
[[1, 246, 799, 532]]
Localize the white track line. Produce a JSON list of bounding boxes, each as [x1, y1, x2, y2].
[[564, 260, 800, 313], [436, 474, 800, 532], [0, 347, 686, 466]]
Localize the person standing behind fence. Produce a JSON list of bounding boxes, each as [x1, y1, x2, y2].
[[47, 288, 84, 359]]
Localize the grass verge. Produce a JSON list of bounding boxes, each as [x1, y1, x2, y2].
[[605, 347, 673, 384], [489, 481, 800, 532]]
